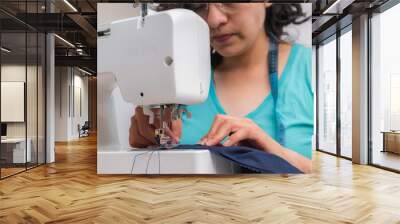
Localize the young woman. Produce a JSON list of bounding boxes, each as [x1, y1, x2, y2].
[[129, 3, 313, 173]]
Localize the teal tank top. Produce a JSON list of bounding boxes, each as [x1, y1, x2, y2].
[[180, 44, 314, 159]]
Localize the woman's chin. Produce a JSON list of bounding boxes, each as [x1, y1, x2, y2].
[[216, 47, 242, 58]]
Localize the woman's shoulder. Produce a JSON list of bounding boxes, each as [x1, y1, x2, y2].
[[290, 43, 312, 60], [284, 42, 312, 72], [280, 41, 311, 53], [280, 42, 311, 70], [281, 42, 313, 93]]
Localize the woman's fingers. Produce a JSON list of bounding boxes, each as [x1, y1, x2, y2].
[[199, 115, 245, 146], [223, 130, 248, 147], [201, 115, 226, 143], [198, 115, 261, 147], [208, 115, 226, 137], [205, 120, 233, 146]]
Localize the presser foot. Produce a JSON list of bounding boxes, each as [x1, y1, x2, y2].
[[154, 128, 179, 149]]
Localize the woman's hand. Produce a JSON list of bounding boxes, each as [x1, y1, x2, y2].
[[199, 114, 269, 150], [199, 114, 312, 173], [129, 106, 182, 148]]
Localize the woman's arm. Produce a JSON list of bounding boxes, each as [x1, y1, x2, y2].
[[256, 132, 312, 173], [199, 114, 312, 173]]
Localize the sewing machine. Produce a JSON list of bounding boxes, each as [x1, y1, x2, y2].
[[97, 4, 240, 174]]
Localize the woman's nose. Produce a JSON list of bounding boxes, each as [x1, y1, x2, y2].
[[206, 4, 228, 30]]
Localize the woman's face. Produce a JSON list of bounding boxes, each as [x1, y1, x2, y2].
[[200, 3, 270, 57]]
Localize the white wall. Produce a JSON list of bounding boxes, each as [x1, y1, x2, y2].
[[55, 67, 89, 141], [283, 3, 312, 47], [1, 82, 24, 122], [1, 66, 26, 128], [72, 73, 89, 138], [1, 65, 28, 143], [55, 67, 68, 141], [1, 65, 37, 138], [1, 63, 46, 163]]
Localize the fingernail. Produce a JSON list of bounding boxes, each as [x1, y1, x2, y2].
[[223, 140, 230, 146], [202, 138, 207, 145]]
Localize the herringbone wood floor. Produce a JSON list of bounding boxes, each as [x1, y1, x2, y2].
[[1, 134, 400, 224]]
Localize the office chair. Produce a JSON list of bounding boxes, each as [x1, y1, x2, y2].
[[79, 121, 90, 138]]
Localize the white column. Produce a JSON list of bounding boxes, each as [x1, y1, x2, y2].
[[352, 14, 369, 164], [46, 33, 55, 163], [45, 0, 56, 163]]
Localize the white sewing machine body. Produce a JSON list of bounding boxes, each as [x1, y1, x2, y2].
[[98, 8, 211, 106], [98, 149, 239, 174], [97, 7, 240, 174]]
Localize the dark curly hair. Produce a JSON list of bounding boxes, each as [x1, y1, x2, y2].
[[156, 3, 309, 68]]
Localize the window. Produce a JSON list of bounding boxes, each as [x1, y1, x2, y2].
[[370, 2, 400, 171], [339, 29, 352, 158], [317, 37, 337, 154], [390, 74, 400, 130]]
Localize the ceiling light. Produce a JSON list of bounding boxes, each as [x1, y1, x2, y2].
[[323, 0, 343, 14], [63, 0, 78, 12], [1, 47, 11, 53], [322, 0, 354, 15], [78, 67, 93, 76], [54, 34, 75, 48]]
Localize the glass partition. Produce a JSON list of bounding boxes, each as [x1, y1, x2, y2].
[[0, 1, 46, 179], [339, 29, 352, 158], [1, 30, 28, 178], [370, 3, 400, 171], [317, 37, 337, 155]]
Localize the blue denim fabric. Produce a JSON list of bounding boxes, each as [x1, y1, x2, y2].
[[175, 144, 302, 174]]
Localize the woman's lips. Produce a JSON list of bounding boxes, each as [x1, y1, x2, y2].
[[213, 34, 233, 44]]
